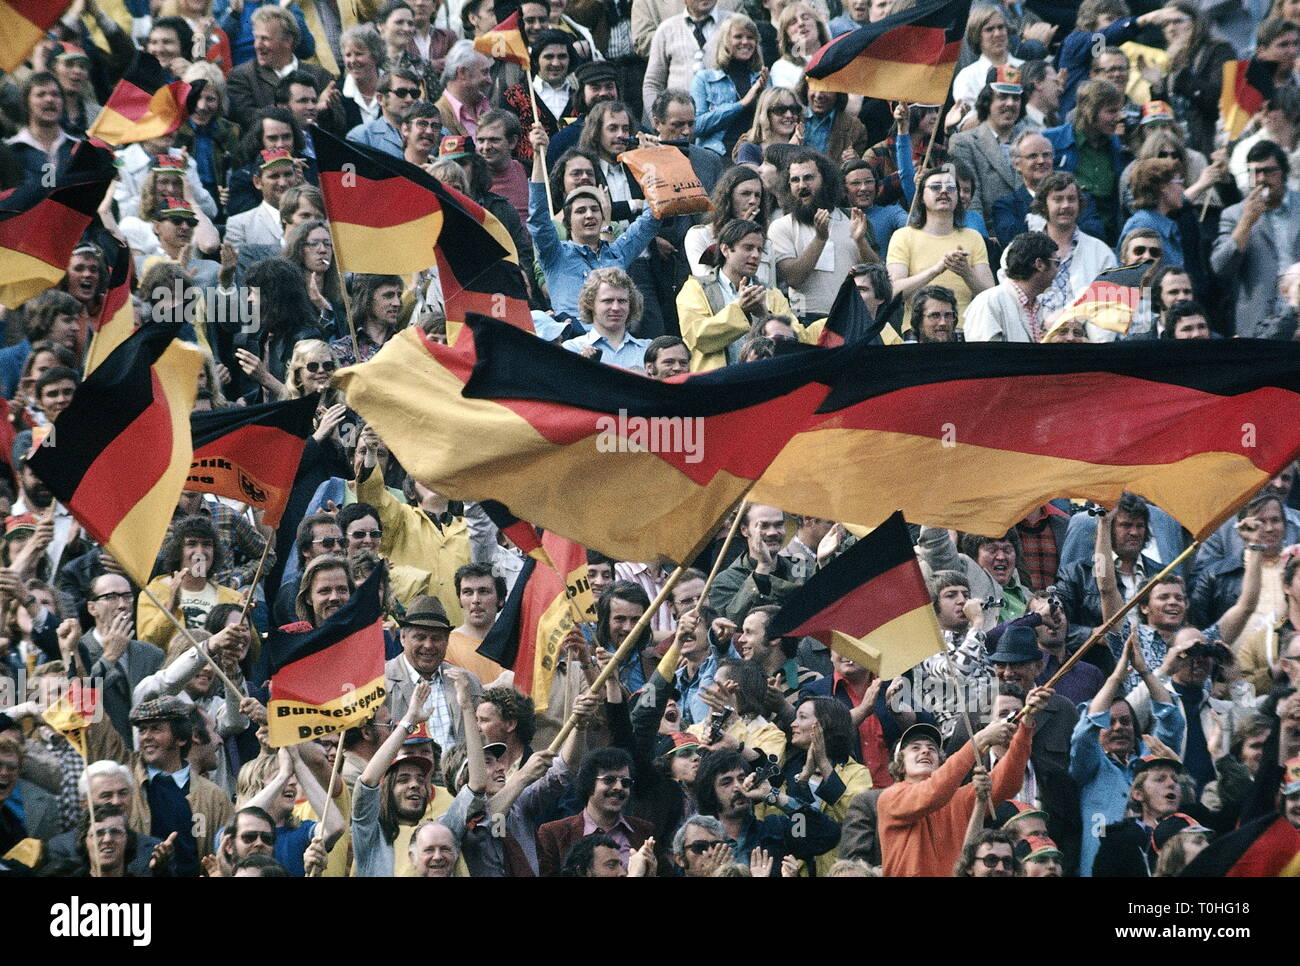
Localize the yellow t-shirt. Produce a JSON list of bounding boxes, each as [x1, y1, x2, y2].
[[446, 629, 507, 684], [886, 226, 989, 330]]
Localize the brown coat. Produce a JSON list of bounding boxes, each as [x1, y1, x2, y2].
[[536, 811, 655, 876], [128, 758, 233, 861]]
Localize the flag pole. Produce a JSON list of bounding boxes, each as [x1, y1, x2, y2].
[[546, 498, 750, 753], [138, 583, 245, 698], [237, 531, 275, 626], [905, 126, 937, 223], [526, 67, 557, 216], [314, 724, 349, 846]]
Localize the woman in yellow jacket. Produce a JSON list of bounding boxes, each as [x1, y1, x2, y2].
[[677, 219, 797, 372], [784, 696, 873, 876]]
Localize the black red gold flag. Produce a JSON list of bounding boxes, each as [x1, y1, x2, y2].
[[1220, 59, 1275, 140], [189, 394, 319, 526], [0, 1, 72, 72], [82, 234, 136, 375], [1182, 812, 1300, 877], [87, 50, 190, 145], [265, 566, 387, 746], [805, 0, 970, 103], [1051, 262, 1148, 336], [473, 10, 529, 68], [767, 510, 941, 677], [26, 321, 203, 586]]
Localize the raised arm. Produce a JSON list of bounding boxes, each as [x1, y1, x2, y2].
[[1215, 519, 1264, 647], [1094, 508, 1123, 622], [1090, 629, 1135, 718], [359, 680, 431, 788]]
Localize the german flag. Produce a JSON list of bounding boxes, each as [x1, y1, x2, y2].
[[82, 234, 136, 375], [189, 394, 318, 526], [41, 679, 99, 760], [266, 565, 387, 746], [1181, 813, 1300, 877], [0, 0, 71, 73], [0, 141, 117, 308], [805, 0, 970, 104], [335, 314, 868, 563], [87, 51, 191, 146], [478, 528, 596, 710], [313, 127, 530, 328], [481, 499, 551, 565], [26, 321, 204, 587], [767, 510, 942, 678], [811, 273, 901, 347], [751, 339, 1300, 543], [1220, 59, 1275, 141], [1051, 262, 1147, 336], [473, 10, 529, 68]]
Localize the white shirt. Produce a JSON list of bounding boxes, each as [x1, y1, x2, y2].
[[343, 72, 383, 125], [533, 74, 574, 122], [273, 56, 300, 80], [951, 53, 1024, 107]]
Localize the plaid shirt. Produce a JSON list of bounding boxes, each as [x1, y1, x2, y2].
[[172, 498, 275, 589], [1016, 516, 1061, 592]]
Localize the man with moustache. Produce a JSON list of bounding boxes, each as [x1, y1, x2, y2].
[[536, 747, 655, 876], [401, 101, 445, 170], [948, 67, 1025, 226], [769, 150, 878, 321], [991, 132, 1105, 244], [708, 505, 809, 624]]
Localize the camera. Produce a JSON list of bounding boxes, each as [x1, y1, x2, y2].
[[751, 754, 782, 788], [1185, 640, 1232, 663], [706, 707, 733, 745], [980, 596, 1004, 611]]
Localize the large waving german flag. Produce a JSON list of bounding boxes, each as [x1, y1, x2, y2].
[[805, 0, 970, 103], [313, 127, 530, 328], [1182, 812, 1300, 877], [478, 528, 596, 710], [751, 339, 1300, 542], [767, 510, 942, 678], [1220, 58, 1275, 141], [26, 321, 204, 587], [0, 141, 117, 308], [0, 1, 71, 72], [266, 566, 387, 747], [87, 51, 190, 146], [335, 314, 869, 563], [473, 10, 529, 68], [82, 234, 135, 375], [189, 394, 318, 526], [1051, 262, 1147, 336]]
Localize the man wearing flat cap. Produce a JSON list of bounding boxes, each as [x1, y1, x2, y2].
[[384, 595, 483, 752]]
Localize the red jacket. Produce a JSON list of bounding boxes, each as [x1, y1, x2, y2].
[[536, 811, 655, 877]]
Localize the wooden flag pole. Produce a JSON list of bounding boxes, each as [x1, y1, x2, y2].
[[315, 726, 349, 843], [526, 67, 557, 216], [138, 583, 245, 698], [237, 532, 274, 626], [546, 499, 750, 753]]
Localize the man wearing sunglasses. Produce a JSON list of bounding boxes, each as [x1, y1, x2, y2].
[[347, 68, 425, 159], [142, 198, 221, 287], [215, 806, 278, 876], [273, 512, 344, 625], [537, 747, 655, 876]]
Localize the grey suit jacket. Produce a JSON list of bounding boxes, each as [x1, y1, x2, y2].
[[16, 779, 61, 841], [383, 655, 483, 747], [80, 631, 166, 740], [1211, 191, 1300, 337], [948, 123, 1019, 223]]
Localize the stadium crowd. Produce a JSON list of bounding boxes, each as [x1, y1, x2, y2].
[[1, 0, 1299, 878]]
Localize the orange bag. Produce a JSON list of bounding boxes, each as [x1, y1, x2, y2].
[[618, 145, 713, 219]]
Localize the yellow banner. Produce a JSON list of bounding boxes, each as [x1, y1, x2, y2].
[[268, 676, 386, 747]]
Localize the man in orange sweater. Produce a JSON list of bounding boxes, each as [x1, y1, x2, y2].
[[878, 686, 1052, 877]]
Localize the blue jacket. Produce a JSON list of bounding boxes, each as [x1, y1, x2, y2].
[[990, 184, 1106, 246], [528, 182, 660, 319], [0, 339, 31, 398], [1120, 209, 1183, 267], [216, 0, 314, 67], [1069, 699, 1185, 876], [690, 68, 764, 157], [346, 118, 404, 159], [1041, 122, 1124, 179], [1055, 16, 1142, 116]]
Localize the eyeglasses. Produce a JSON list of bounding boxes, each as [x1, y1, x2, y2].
[[977, 853, 1015, 870], [238, 830, 275, 845], [305, 360, 336, 373], [769, 104, 800, 116], [91, 591, 133, 603], [597, 774, 635, 788], [312, 536, 344, 549], [1248, 165, 1282, 176], [92, 827, 127, 839], [349, 529, 382, 540], [1156, 151, 1179, 159], [1130, 245, 1163, 257], [389, 87, 420, 98], [926, 183, 957, 193]]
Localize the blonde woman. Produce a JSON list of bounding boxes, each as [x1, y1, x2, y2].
[[733, 87, 803, 160], [692, 14, 769, 157], [771, 2, 830, 89], [233, 745, 342, 875], [284, 339, 345, 408]]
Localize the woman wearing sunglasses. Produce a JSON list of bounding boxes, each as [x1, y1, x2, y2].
[[733, 88, 804, 161]]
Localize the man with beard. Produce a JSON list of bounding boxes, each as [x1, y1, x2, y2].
[[548, 61, 627, 162], [9, 438, 76, 579], [907, 286, 960, 343], [707, 505, 809, 624], [1070, 631, 1184, 876], [769, 150, 878, 320], [401, 100, 444, 170], [536, 746, 656, 876], [948, 68, 1025, 225]]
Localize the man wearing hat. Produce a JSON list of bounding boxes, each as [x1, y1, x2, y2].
[[1092, 753, 1208, 876], [142, 198, 220, 286], [225, 149, 302, 247], [948, 65, 1026, 224], [127, 697, 233, 876], [384, 595, 483, 752], [113, 140, 219, 222], [548, 60, 627, 161]]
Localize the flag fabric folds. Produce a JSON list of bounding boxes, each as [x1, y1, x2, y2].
[[480, 499, 551, 565], [813, 273, 899, 347], [1182, 813, 1300, 877], [265, 566, 389, 746], [1220, 59, 1275, 141], [767, 511, 942, 678], [805, 0, 971, 103], [41, 680, 100, 760], [473, 10, 529, 67], [82, 234, 136, 375], [477, 529, 596, 710], [336, 314, 867, 563], [26, 321, 204, 587], [0, 142, 117, 308], [87, 51, 190, 146], [313, 127, 530, 327], [1052, 262, 1148, 336], [189, 394, 319, 526], [751, 339, 1300, 543], [0, 1, 71, 72]]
